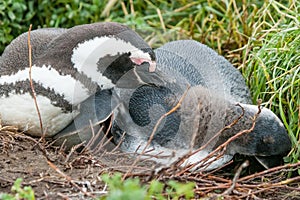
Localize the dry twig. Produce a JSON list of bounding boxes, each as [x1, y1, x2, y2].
[[27, 24, 43, 135], [47, 160, 95, 198]]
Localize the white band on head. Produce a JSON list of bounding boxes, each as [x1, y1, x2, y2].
[[71, 36, 152, 89]]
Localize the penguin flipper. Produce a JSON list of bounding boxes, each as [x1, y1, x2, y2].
[[53, 89, 120, 150]]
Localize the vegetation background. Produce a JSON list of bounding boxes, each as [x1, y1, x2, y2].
[[0, 0, 299, 199]]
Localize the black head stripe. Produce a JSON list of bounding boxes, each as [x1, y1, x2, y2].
[[100, 53, 134, 84], [142, 47, 156, 61]]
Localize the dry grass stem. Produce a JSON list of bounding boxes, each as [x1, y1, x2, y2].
[[27, 24, 43, 135]]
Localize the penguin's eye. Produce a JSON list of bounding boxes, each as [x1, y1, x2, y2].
[[130, 57, 156, 72]]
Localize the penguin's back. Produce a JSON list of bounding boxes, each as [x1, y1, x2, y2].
[[155, 40, 252, 104], [0, 28, 67, 76]]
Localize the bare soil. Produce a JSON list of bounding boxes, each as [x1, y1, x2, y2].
[[0, 127, 300, 200], [0, 127, 158, 199]]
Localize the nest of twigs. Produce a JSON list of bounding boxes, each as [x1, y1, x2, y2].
[[1, 119, 300, 200]]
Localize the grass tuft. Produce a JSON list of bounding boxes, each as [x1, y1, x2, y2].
[[240, 1, 299, 164]]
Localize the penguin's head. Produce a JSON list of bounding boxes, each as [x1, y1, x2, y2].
[[67, 22, 164, 91], [229, 104, 291, 157]]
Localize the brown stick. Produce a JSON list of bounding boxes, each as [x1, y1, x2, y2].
[[47, 160, 95, 198], [239, 161, 300, 182], [27, 24, 44, 135], [222, 160, 249, 195]]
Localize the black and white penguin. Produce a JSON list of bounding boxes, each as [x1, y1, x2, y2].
[[0, 22, 163, 138], [112, 40, 291, 170]]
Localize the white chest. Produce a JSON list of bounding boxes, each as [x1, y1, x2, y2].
[[0, 93, 78, 137]]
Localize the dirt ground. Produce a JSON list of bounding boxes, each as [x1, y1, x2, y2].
[[0, 126, 300, 200], [0, 126, 160, 199]]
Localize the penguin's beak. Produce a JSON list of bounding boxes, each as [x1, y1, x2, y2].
[[130, 57, 156, 72], [148, 60, 156, 72], [115, 61, 166, 88]]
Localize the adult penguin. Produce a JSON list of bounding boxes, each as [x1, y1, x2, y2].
[[0, 22, 163, 142], [112, 40, 291, 171]]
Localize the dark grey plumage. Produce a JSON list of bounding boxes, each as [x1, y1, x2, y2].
[[154, 40, 252, 104], [112, 40, 291, 170], [0, 28, 67, 76]]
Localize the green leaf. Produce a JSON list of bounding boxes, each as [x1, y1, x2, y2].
[[8, 10, 16, 20]]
